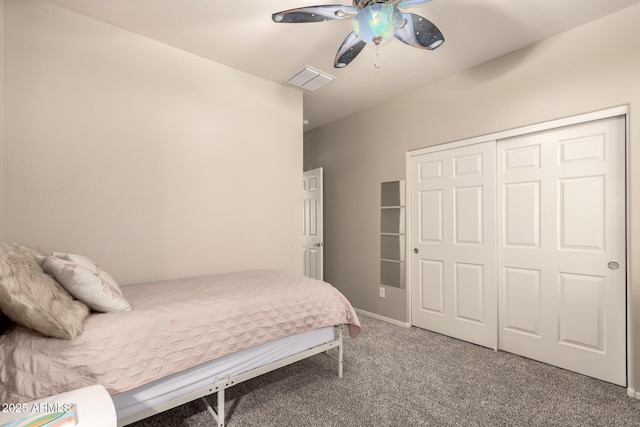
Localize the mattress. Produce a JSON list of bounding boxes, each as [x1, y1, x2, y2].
[[112, 326, 335, 421]]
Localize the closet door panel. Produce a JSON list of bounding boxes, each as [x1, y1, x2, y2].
[[503, 181, 540, 248], [503, 267, 541, 337], [411, 141, 497, 349], [497, 116, 626, 386]]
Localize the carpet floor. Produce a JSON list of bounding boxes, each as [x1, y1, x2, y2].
[[129, 315, 640, 426]]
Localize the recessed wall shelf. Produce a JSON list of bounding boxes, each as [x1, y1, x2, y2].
[[380, 180, 405, 288]]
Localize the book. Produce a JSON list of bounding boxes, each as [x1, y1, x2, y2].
[[0, 404, 77, 427]]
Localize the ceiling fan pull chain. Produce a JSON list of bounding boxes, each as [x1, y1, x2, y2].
[[374, 44, 380, 70]]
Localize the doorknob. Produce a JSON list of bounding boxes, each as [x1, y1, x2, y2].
[[608, 261, 619, 270], [313, 242, 324, 247], [413, 248, 419, 254]]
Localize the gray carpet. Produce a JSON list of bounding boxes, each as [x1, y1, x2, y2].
[[129, 315, 640, 426]]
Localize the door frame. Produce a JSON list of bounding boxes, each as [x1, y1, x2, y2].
[[405, 105, 632, 392]]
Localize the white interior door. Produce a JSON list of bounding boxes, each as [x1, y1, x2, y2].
[[303, 167, 323, 280], [410, 142, 497, 349], [497, 116, 626, 385]]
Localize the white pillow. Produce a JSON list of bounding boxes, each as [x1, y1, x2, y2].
[[42, 254, 131, 313], [53, 253, 125, 295]]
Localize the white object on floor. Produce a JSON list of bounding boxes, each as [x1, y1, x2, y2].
[[0, 384, 116, 427]]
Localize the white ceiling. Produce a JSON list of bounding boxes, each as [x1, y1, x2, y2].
[[43, 0, 640, 131]]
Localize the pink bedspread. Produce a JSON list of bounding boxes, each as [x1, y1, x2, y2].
[[0, 270, 360, 404]]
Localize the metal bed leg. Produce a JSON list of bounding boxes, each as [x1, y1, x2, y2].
[[201, 396, 217, 425], [201, 382, 226, 427], [217, 386, 225, 427], [338, 326, 343, 378]]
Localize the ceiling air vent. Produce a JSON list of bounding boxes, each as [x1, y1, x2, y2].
[[285, 66, 335, 92]]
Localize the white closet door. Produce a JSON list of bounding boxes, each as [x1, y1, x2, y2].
[[497, 116, 626, 385], [410, 141, 497, 349]]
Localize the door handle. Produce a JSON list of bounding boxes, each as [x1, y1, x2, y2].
[[313, 242, 324, 247], [608, 261, 619, 270], [413, 248, 419, 254]]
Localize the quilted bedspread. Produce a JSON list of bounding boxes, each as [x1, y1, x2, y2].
[[0, 270, 360, 404]]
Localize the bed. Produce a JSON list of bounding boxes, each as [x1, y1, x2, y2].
[[0, 245, 361, 427]]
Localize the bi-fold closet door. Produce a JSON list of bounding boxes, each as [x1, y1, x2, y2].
[[410, 116, 626, 386]]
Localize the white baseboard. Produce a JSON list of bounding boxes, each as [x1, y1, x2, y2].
[[354, 308, 411, 328], [627, 387, 640, 399]]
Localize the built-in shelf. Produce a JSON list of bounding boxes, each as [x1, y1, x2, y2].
[[380, 181, 405, 288]]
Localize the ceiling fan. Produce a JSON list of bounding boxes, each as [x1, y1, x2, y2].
[[272, 0, 444, 68]]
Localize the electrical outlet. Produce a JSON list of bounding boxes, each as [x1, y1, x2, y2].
[[379, 287, 385, 298]]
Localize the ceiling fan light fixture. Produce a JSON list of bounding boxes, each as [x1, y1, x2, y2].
[[271, 1, 444, 68], [352, 4, 403, 45]]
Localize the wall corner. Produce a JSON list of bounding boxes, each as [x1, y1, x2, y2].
[[0, 0, 5, 242]]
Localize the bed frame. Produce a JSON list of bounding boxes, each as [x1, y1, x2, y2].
[[117, 326, 344, 427]]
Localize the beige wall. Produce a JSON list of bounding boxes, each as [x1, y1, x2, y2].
[[1, 0, 303, 284], [305, 4, 640, 390]]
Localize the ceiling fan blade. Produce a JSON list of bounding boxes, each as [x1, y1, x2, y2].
[[272, 5, 356, 23], [334, 32, 367, 68], [397, 0, 432, 7], [394, 13, 444, 50]]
